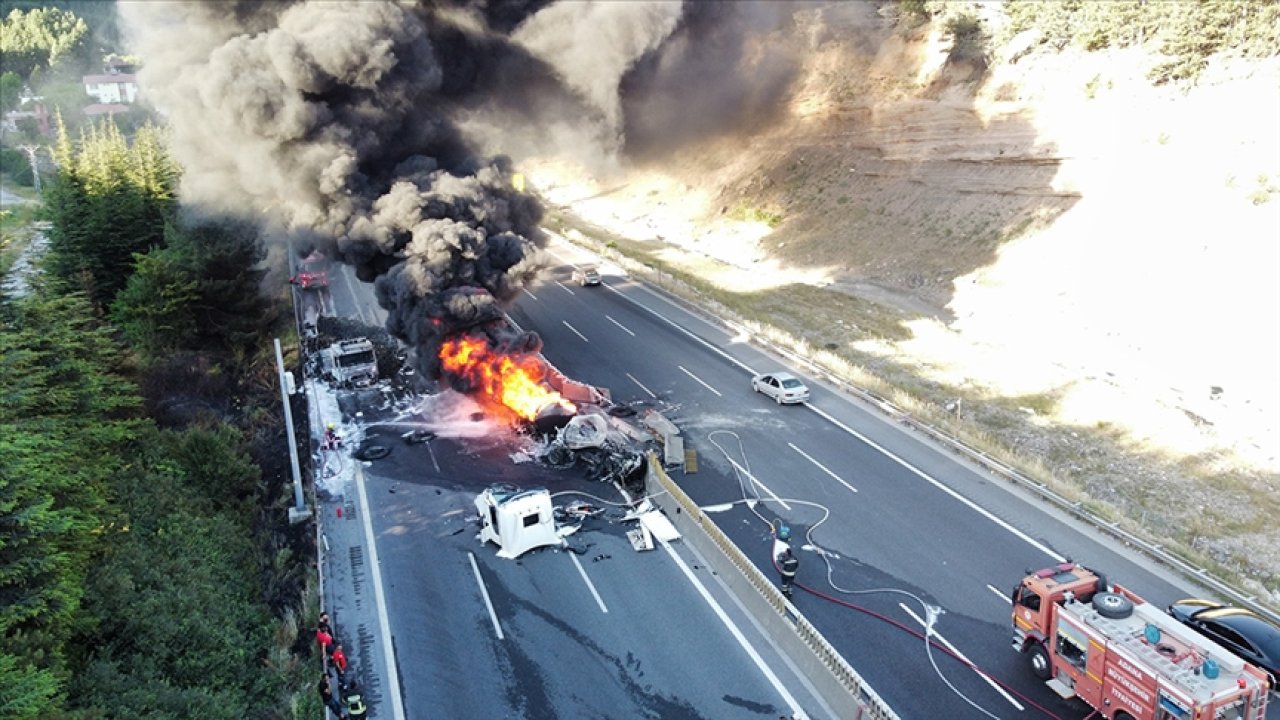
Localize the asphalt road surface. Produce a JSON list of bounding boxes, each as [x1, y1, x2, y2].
[[512, 238, 1278, 720], [304, 237, 1277, 720], [310, 262, 837, 720]]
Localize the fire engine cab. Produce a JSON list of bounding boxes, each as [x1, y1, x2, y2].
[[1012, 563, 1270, 720]]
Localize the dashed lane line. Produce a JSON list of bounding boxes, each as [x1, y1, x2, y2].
[[603, 282, 755, 374], [627, 373, 657, 399], [721, 455, 791, 511], [678, 365, 722, 396], [569, 553, 609, 614], [803, 403, 1066, 563], [468, 552, 505, 640], [562, 321, 589, 342], [987, 584, 1011, 604], [605, 314, 636, 336], [426, 442, 441, 475], [788, 442, 857, 494]]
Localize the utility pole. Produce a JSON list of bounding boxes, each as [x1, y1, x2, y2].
[[275, 337, 312, 524]]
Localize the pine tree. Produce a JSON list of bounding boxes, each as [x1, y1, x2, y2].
[[0, 290, 142, 716]]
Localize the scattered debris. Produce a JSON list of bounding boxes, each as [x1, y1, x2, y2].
[[403, 429, 436, 444], [475, 485, 562, 559], [559, 413, 609, 449], [627, 525, 655, 552], [353, 444, 391, 461]]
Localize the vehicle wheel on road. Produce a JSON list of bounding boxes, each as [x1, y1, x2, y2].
[[1025, 643, 1051, 680], [1114, 713, 1135, 720], [775, 393, 782, 405], [1092, 592, 1134, 619], [354, 444, 391, 461]]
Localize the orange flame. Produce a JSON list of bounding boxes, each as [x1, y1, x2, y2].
[[439, 336, 575, 421]]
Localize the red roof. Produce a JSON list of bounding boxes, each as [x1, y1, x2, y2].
[[83, 103, 130, 116]]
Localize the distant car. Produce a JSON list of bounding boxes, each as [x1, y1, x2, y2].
[[750, 372, 810, 404], [572, 265, 601, 286], [293, 261, 329, 289], [1167, 599, 1280, 689]]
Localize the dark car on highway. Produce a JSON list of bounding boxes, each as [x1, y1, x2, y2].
[[1168, 598, 1280, 689]]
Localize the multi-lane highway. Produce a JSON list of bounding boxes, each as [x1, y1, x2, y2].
[[312, 258, 836, 719], [310, 236, 1276, 719], [511, 238, 1277, 720]]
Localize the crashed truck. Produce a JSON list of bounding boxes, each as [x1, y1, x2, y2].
[[1012, 563, 1270, 720], [326, 337, 379, 388]]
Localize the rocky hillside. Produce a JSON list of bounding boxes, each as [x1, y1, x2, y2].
[[523, 2, 1280, 593]]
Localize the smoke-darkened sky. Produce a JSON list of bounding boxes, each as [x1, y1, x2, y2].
[[119, 0, 802, 375]]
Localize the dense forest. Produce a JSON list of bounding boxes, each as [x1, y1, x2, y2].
[[1, 5, 319, 717], [1, 118, 320, 719]]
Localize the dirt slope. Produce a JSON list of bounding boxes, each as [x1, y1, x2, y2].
[[524, 3, 1280, 593]]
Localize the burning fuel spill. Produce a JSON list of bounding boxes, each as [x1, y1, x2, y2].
[[439, 334, 573, 421]]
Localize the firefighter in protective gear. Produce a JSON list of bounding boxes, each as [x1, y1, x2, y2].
[[778, 547, 799, 597], [324, 422, 340, 450], [343, 680, 368, 719]]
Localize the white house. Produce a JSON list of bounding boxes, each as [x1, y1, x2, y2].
[[83, 72, 138, 104]]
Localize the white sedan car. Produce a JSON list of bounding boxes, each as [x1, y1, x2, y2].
[[751, 371, 810, 404]]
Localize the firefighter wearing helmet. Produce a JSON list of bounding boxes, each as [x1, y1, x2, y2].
[[775, 524, 798, 597]]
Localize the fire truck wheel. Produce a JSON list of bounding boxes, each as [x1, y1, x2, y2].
[[1091, 591, 1134, 619], [1025, 643, 1051, 680]]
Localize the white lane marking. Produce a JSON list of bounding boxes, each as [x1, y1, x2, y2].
[[562, 321, 589, 342], [556, 281, 576, 296], [522, 288, 538, 301], [898, 603, 1024, 711], [788, 442, 857, 494], [659, 538, 806, 718], [569, 553, 609, 614], [603, 282, 755, 374], [987, 584, 1011, 604], [678, 365, 722, 396], [627, 373, 657, 399], [804, 403, 1066, 563], [585, 241, 1060, 565], [721, 455, 790, 511], [468, 552, 505, 640], [354, 465, 407, 720], [426, 442, 441, 474], [605, 314, 636, 337], [338, 266, 373, 325]]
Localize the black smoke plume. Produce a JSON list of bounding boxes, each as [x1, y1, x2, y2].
[[120, 0, 809, 375], [618, 1, 801, 160], [120, 0, 567, 376]]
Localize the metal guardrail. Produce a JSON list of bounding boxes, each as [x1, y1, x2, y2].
[[647, 456, 900, 720], [560, 230, 1278, 623], [750, 336, 1280, 626], [604, 249, 1274, 625]]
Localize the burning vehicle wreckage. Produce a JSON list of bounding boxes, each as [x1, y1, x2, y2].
[[436, 325, 681, 560]]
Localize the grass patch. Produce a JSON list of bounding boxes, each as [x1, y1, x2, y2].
[[729, 204, 784, 228]]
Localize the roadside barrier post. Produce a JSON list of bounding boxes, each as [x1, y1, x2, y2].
[[276, 337, 312, 524]]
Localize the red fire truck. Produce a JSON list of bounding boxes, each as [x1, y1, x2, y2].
[[1012, 563, 1270, 720]]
